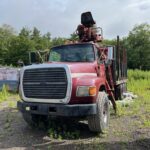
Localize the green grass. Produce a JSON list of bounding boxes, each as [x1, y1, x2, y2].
[[117, 70, 150, 125], [128, 70, 150, 108], [128, 69, 150, 81], [0, 85, 9, 103], [0, 85, 18, 109]]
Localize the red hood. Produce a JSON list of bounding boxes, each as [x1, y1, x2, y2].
[[48, 61, 97, 73], [67, 62, 96, 73]]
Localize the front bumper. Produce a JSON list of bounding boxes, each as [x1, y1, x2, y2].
[[17, 101, 97, 117]]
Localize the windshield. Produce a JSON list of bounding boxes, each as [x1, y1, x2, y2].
[[49, 44, 95, 62]]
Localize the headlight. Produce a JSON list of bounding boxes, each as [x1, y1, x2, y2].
[[76, 86, 96, 97]]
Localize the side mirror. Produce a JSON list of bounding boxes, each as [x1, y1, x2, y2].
[[105, 46, 114, 66], [107, 47, 114, 60], [29, 52, 39, 64], [29, 51, 49, 64]]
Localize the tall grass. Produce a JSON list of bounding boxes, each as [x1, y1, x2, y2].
[[128, 69, 150, 81], [0, 85, 9, 103], [128, 70, 150, 100], [118, 69, 150, 116]]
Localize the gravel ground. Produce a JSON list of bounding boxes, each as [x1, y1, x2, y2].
[[0, 96, 150, 150]]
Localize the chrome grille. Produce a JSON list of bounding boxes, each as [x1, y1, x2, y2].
[[23, 68, 67, 99]]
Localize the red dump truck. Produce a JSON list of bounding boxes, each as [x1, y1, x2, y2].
[[17, 12, 127, 133]]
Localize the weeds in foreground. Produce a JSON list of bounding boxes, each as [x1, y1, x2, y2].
[[47, 119, 80, 140], [0, 84, 19, 108], [0, 85, 9, 103]]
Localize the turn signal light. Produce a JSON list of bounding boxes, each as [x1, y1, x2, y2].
[[89, 86, 96, 96]]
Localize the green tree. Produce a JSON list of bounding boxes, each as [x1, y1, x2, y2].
[[0, 25, 55, 66], [4, 36, 35, 65], [51, 37, 66, 47], [70, 33, 78, 41], [31, 27, 47, 50], [43, 32, 51, 40], [124, 23, 150, 70], [102, 39, 116, 46], [19, 27, 31, 39], [0, 24, 16, 64], [32, 27, 40, 39]]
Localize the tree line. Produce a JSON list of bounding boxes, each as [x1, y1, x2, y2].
[[0, 23, 150, 70], [0, 25, 65, 66]]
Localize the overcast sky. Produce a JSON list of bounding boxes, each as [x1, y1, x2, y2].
[[0, 0, 150, 39]]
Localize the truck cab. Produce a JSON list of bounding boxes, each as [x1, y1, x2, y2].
[[18, 42, 111, 132]]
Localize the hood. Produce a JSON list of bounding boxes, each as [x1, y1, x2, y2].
[[68, 62, 97, 73], [49, 61, 97, 73]]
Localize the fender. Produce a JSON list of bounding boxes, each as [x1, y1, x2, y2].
[[69, 74, 106, 104]]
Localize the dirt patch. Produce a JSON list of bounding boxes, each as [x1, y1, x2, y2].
[[0, 96, 150, 150]]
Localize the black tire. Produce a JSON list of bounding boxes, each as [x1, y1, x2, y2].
[[88, 92, 110, 133], [117, 83, 127, 100], [119, 84, 123, 100]]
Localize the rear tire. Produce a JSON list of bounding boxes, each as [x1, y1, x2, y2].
[[117, 83, 127, 100], [88, 92, 110, 133]]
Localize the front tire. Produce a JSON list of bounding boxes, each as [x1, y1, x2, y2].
[[88, 92, 110, 133]]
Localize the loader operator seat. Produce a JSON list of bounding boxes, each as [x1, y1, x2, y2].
[[81, 11, 95, 27], [77, 11, 99, 42]]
